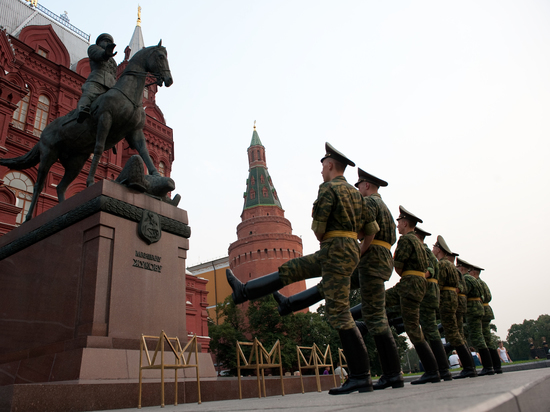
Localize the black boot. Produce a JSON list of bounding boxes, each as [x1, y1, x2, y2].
[[329, 328, 373, 395], [477, 348, 495, 376], [489, 348, 503, 374], [454, 345, 477, 379], [273, 286, 323, 316], [429, 340, 452, 381], [373, 330, 404, 390], [226, 269, 284, 304], [410, 341, 441, 385]]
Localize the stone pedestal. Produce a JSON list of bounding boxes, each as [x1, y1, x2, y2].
[[0, 180, 214, 390]]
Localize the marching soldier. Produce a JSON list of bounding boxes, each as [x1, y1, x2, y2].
[[385, 207, 440, 385], [273, 168, 403, 390], [454, 253, 468, 343], [414, 227, 451, 381], [226, 143, 380, 395], [471, 264, 501, 374], [432, 236, 476, 378]]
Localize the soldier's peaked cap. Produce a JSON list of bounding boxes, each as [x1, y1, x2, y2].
[[96, 33, 114, 44], [397, 206, 423, 224], [456, 258, 473, 269], [434, 235, 453, 255], [414, 226, 431, 237], [320, 142, 355, 167], [470, 263, 485, 272], [355, 168, 388, 188]]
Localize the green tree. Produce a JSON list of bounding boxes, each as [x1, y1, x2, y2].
[[506, 314, 550, 361], [208, 297, 246, 375]]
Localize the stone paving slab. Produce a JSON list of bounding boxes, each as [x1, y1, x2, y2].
[[110, 366, 550, 412]]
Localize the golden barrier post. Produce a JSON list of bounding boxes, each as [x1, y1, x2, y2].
[[296, 343, 336, 393], [237, 338, 284, 399], [138, 331, 201, 408]]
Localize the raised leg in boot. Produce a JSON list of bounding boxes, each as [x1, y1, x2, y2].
[[226, 269, 284, 304], [273, 286, 323, 316], [329, 327, 373, 395]]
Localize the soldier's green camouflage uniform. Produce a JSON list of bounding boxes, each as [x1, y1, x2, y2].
[[438, 259, 464, 347], [464, 274, 486, 350], [419, 245, 441, 342], [385, 231, 428, 344], [478, 278, 497, 350], [456, 269, 468, 342], [279, 176, 379, 330], [350, 193, 396, 335], [317, 193, 395, 335]]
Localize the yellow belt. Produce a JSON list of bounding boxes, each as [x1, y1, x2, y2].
[[483, 303, 489, 306], [458, 294, 466, 297], [427, 278, 438, 284], [441, 286, 457, 292], [370, 239, 391, 250], [323, 231, 358, 241], [468, 297, 481, 301], [402, 270, 426, 278]]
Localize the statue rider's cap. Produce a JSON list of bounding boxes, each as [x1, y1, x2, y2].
[[414, 226, 431, 238], [96, 33, 114, 45], [355, 168, 388, 188], [320, 142, 355, 167], [434, 235, 453, 255], [396, 205, 423, 225]]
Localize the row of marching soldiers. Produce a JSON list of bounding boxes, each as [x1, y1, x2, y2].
[[226, 142, 501, 396]]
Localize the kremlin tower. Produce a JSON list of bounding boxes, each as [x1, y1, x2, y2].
[[228, 124, 306, 305]]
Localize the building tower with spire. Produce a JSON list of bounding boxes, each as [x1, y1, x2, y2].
[[228, 124, 306, 306]]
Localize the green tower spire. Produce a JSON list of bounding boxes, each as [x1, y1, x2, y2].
[[242, 123, 283, 211]]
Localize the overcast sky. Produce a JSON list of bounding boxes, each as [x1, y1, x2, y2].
[[42, 0, 550, 341]]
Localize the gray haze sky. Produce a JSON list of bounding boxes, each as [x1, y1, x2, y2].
[[42, 0, 550, 340]]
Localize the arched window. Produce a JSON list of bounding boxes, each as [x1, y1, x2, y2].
[[262, 187, 268, 197], [12, 93, 30, 130], [257, 150, 261, 160], [158, 161, 165, 177], [3, 171, 34, 224], [250, 189, 256, 199], [33, 95, 50, 136]]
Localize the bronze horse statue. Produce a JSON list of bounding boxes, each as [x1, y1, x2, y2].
[[0, 41, 173, 222]]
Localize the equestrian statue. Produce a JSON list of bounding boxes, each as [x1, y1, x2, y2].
[[0, 37, 174, 222]]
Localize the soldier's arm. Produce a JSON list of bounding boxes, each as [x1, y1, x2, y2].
[[311, 183, 334, 241], [393, 237, 411, 276], [359, 233, 375, 256]]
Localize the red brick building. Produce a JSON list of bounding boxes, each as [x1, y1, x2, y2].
[[0, 0, 209, 350], [227, 126, 306, 307]]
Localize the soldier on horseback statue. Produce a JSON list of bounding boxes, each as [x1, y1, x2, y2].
[[77, 33, 118, 123]]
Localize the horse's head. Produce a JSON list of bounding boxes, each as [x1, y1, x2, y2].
[[145, 40, 173, 87]]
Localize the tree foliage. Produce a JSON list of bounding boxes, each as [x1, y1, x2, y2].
[[506, 314, 550, 361]]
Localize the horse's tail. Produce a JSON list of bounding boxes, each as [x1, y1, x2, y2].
[[0, 144, 40, 170]]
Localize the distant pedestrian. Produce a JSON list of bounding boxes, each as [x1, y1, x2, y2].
[[497, 341, 512, 363]]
